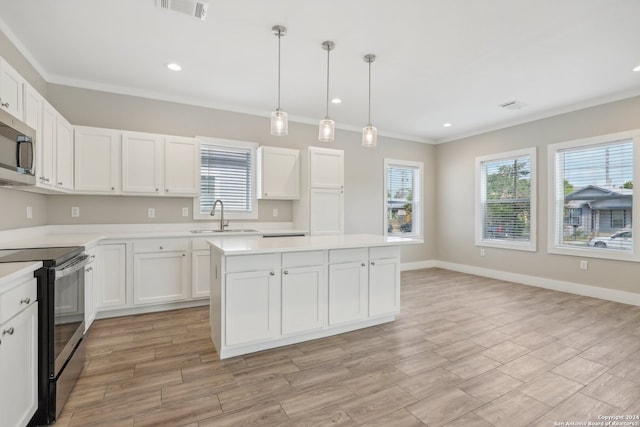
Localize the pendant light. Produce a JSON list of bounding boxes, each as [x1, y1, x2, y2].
[[270, 25, 288, 136], [362, 54, 377, 147], [319, 41, 335, 142]]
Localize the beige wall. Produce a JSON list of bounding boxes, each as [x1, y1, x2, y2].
[[435, 95, 640, 294]]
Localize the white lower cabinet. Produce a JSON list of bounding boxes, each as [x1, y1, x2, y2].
[[191, 250, 211, 299], [133, 240, 189, 305], [225, 269, 281, 346], [282, 265, 325, 335], [84, 248, 97, 332], [328, 261, 368, 325], [96, 243, 127, 311], [0, 274, 38, 427], [368, 257, 400, 316]]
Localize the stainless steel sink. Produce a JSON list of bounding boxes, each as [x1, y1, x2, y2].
[[190, 229, 258, 234]]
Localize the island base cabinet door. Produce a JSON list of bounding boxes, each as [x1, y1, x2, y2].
[[369, 258, 400, 317], [134, 252, 188, 305], [0, 302, 38, 427], [192, 250, 211, 299], [328, 262, 368, 325], [281, 266, 324, 335], [225, 270, 280, 347]]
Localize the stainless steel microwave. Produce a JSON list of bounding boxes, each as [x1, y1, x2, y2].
[[0, 107, 35, 186]]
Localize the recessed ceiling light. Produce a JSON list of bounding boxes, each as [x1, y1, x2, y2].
[[443, 122, 453, 127], [633, 64, 640, 72], [331, 98, 342, 104], [167, 63, 182, 71]]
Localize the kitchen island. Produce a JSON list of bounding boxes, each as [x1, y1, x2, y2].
[[208, 234, 421, 359]]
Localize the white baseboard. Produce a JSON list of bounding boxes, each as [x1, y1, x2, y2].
[[401, 260, 438, 271], [435, 260, 640, 307]]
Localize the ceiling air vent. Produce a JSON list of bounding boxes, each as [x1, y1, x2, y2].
[[155, 0, 208, 21], [499, 100, 527, 110]]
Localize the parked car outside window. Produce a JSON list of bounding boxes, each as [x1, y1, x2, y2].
[[586, 230, 632, 250]]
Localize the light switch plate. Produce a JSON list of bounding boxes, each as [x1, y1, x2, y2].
[[71, 207, 80, 217], [148, 208, 155, 218], [182, 207, 189, 217], [273, 208, 279, 217], [26, 206, 33, 219]]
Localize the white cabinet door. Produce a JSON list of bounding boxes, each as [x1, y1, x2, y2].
[[328, 261, 368, 325], [257, 146, 300, 199], [191, 249, 210, 299], [0, 57, 24, 120], [23, 84, 42, 132], [134, 251, 189, 305], [122, 132, 163, 194], [0, 302, 38, 427], [84, 248, 97, 332], [75, 127, 121, 193], [309, 147, 344, 189], [96, 244, 127, 311], [310, 188, 344, 235], [368, 257, 400, 317], [281, 265, 324, 335], [39, 101, 57, 187], [165, 136, 199, 195], [55, 115, 74, 190], [225, 269, 280, 346]]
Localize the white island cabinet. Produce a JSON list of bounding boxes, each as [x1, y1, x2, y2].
[[208, 234, 419, 359]]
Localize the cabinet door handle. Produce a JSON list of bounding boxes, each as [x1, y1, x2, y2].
[[283, 270, 288, 275], [2, 327, 14, 336], [20, 297, 31, 305], [111, 187, 115, 190], [371, 261, 376, 265], [269, 271, 275, 276], [159, 246, 164, 250], [361, 263, 366, 267], [155, 188, 159, 192], [58, 182, 63, 185], [91, 255, 96, 259], [182, 253, 186, 257], [1, 102, 9, 108], [165, 189, 169, 192]]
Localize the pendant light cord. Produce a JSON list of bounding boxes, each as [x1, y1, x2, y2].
[[277, 29, 282, 111], [326, 47, 330, 118], [368, 59, 372, 125]]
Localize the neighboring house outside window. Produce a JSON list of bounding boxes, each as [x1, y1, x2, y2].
[[476, 147, 537, 251], [384, 159, 423, 238], [193, 137, 258, 220], [548, 130, 639, 261]]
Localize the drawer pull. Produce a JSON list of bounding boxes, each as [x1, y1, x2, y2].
[[20, 297, 31, 305], [2, 327, 14, 336], [269, 271, 275, 276], [371, 261, 376, 265], [283, 270, 288, 275], [1, 101, 9, 108], [361, 263, 366, 267], [159, 246, 164, 250]]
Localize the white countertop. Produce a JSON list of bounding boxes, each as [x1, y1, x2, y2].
[[208, 233, 423, 255], [0, 261, 42, 288], [0, 234, 106, 250]]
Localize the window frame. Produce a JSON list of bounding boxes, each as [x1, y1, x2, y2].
[[475, 147, 537, 251], [383, 158, 423, 239], [547, 129, 640, 261], [193, 136, 258, 221]]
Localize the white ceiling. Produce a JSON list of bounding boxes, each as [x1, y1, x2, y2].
[[1, 0, 640, 143]]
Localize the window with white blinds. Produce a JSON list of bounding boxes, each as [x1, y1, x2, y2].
[[476, 148, 536, 251], [384, 159, 423, 238], [550, 134, 636, 257], [195, 140, 257, 219]]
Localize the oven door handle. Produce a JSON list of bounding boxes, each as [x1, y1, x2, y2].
[[55, 254, 90, 279]]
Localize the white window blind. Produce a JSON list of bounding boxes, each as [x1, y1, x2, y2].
[[199, 144, 253, 216], [385, 159, 422, 237], [480, 156, 532, 241], [554, 139, 633, 250]]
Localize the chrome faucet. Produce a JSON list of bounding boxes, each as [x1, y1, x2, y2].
[[210, 199, 227, 231]]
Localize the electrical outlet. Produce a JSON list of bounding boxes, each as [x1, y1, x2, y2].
[[272, 208, 279, 217], [182, 207, 189, 217], [580, 260, 588, 270], [26, 206, 33, 219], [71, 207, 80, 217], [148, 208, 155, 218], [480, 248, 485, 257]]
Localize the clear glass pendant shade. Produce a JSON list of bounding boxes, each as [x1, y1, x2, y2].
[[362, 124, 377, 147], [318, 117, 335, 142], [270, 110, 288, 136]]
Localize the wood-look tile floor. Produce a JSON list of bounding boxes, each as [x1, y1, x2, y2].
[[57, 268, 640, 426]]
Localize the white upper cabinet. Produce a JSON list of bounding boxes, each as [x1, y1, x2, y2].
[[55, 114, 74, 190], [122, 131, 163, 194], [0, 57, 25, 121], [39, 100, 57, 188], [74, 126, 121, 193], [164, 136, 199, 196], [309, 147, 344, 189], [257, 146, 300, 199], [122, 131, 199, 196]]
